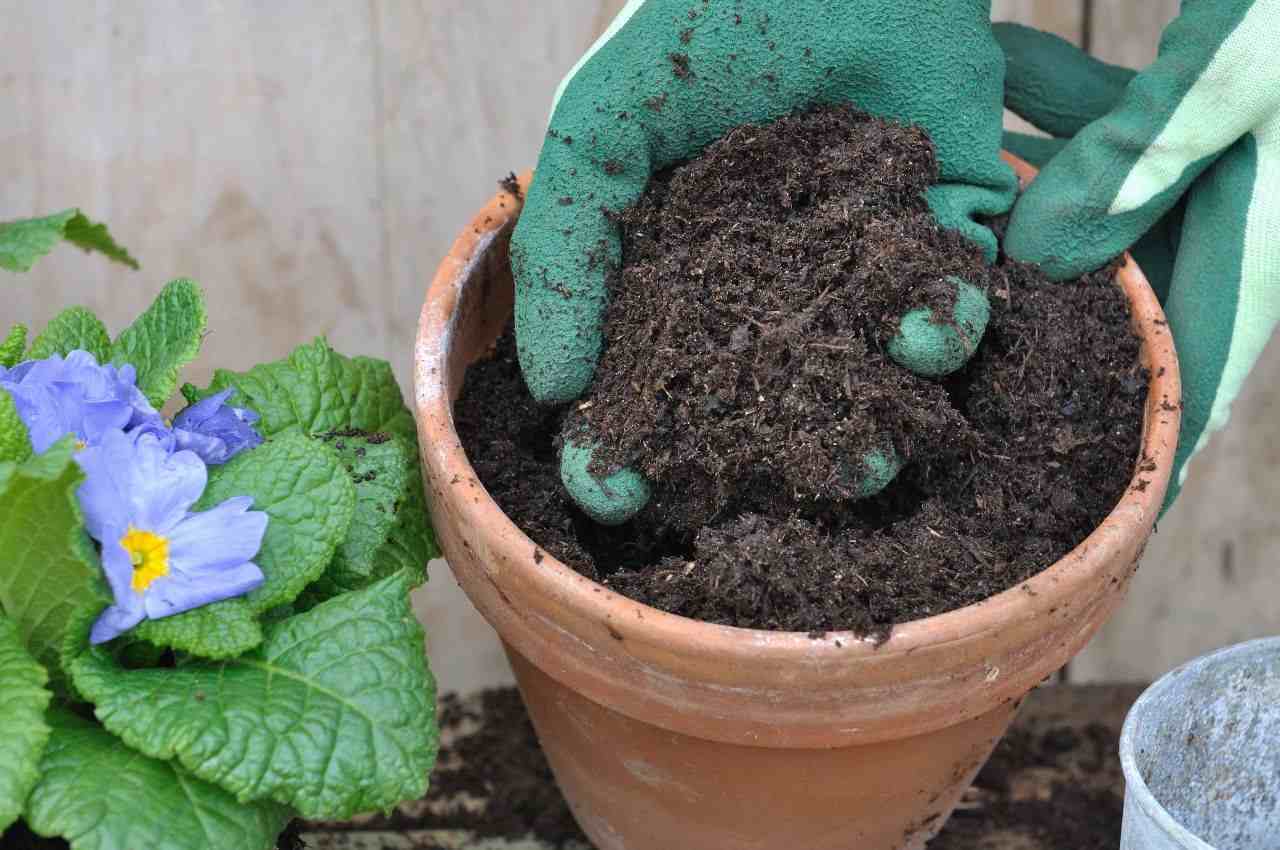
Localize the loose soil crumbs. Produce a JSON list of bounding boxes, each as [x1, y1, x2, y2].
[[458, 105, 1146, 638], [499, 171, 523, 200]]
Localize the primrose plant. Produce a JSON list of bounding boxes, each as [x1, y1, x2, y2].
[[0, 212, 440, 850]]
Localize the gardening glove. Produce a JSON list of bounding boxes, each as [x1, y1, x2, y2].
[[512, 0, 1017, 525], [994, 0, 1280, 512]]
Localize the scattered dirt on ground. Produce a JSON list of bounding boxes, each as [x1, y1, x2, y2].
[[933, 717, 1125, 849]]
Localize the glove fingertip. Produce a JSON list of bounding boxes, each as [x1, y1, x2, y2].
[[519, 351, 598, 405], [1001, 206, 1088, 283], [854, 447, 904, 500], [888, 278, 991, 378], [559, 438, 650, 526]]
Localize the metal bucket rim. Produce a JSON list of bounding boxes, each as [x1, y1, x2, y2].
[[1119, 635, 1280, 850]]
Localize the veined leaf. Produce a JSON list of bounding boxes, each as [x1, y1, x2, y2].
[[0, 211, 76, 273], [62, 212, 139, 270], [303, 432, 436, 604], [197, 338, 416, 446], [0, 324, 26, 368], [131, 599, 262, 661], [109, 278, 206, 407], [0, 614, 52, 833], [0, 389, 32, 464], [0, 439, 108, 693], [73, 571, 438, 819], [0, 210, 136, 273], [25, 709, 291, 850], [27, 307, 111, 362]]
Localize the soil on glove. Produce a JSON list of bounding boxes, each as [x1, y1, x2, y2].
[[457, 105, 1146, 638]]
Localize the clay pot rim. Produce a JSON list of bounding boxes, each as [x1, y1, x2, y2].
[[414, 152, 1180, 664]]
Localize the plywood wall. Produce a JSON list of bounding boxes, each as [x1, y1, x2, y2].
[[4, 2, 1273, 690]]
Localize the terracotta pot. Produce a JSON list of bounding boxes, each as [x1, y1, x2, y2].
[[414, 154, 1182, 850]]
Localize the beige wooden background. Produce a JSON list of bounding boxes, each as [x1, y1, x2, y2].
[[5, 1, 1275, 691]]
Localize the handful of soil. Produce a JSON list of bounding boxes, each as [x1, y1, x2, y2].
[[579, 106, 980, 525], [458, 105, 1147, 639]]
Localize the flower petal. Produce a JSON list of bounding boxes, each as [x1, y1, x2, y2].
[[126, 435, 207, 533], [2, 382, 67, 454], [3, 351, 160, 454], [19, 353, 70, 384], [171, 390, 263, 465], [142, 561, 264, 621], [172, 428, 230, 465], [74, 433, 136, 539], [75, 430, 207, 541], [90, 538, 147, 644], [97, 535, 139, 604], [167, 496, 267, 574], [90, 601, 146, 645], [3, 360, 38, 383], [173, 389, 234, 430], [126, 417, 177, 452], [77, 398, 135, 445], [61, 350, 100, 372]]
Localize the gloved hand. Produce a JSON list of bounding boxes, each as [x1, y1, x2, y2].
[[513, 0, 1017, 525], [994, 0, 1280, 511]]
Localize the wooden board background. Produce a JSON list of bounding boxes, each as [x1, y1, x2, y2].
[[4, 1, 1274, 689]]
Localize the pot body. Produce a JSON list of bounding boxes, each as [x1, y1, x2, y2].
[[1119, 637, 1280, 850], [507, 645, 1014, 850], [414, 158, 1182, 850]]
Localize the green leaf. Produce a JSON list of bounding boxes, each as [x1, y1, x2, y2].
[[25, 709, 291, 850], [27, 307, 111, 362], [62, 212, 140, 270], [129, 434, 355, 659], [0, 210, 76, 273], [0, 439, 108, 693], [200, 338, 416, 446], [204, 434, 355, 610], [0, 389, 33, 464], [0, 615, 53, 833], [304, 432, 436, 603], [0, 210, 137, 273], [0, 324, 27, 368], [132, 599, 262, 661], [73, 571, 438, 819], [109, 278, 207, 408]]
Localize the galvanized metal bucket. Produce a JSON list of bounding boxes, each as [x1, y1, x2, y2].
[[1120, 636, 1280, 849]]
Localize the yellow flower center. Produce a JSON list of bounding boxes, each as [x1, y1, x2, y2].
[[74, 439, 87, 451], [120, 526, 170, 593]]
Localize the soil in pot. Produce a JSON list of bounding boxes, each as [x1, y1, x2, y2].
[[458, 105, 1148, 639]]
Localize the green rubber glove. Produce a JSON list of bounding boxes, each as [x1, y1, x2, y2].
[[513, 0, 1017, 525], [994, 1, 1280, 512]]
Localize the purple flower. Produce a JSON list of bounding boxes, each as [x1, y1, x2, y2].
[[0, 350, 161, 454], [171, 389, 263, 465], [75, 429, 267, 644]]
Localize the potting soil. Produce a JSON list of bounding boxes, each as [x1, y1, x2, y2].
[[457, 105, 1147, 638]]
